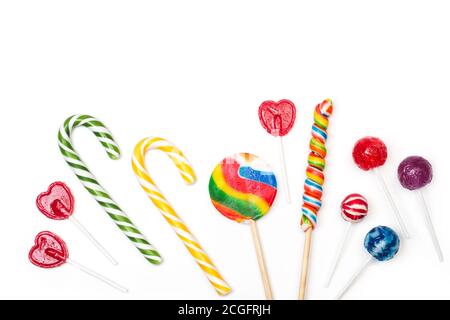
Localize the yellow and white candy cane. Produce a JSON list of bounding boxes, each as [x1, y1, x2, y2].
[[132, 137, 231, 296]]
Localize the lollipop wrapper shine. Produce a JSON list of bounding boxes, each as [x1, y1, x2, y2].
[[364, 226, 400, 261], [398, 156, 433, 190], [209, 153, 277, 223], [29, 231, 69, 268]]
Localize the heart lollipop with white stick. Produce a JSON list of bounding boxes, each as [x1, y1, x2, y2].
[[258, 99, 296, 203], [29, 231, 127, 293], [325, 193, 369, 287], [36, 182, 117, 265], [398, 156, 443, 262]]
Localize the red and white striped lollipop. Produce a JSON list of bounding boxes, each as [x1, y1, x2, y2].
[[341, 194, 369, 223], [325, 194, 369, 287]]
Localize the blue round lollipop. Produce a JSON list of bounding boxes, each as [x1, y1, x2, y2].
[[364, 226, 400, 261]]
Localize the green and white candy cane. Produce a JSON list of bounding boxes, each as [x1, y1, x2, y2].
[[58, 115, 162, 265]]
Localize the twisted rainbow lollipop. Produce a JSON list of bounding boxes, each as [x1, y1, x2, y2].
[[299, 99, 333, 300]]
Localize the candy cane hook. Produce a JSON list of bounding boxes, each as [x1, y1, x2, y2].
[[132, 137, 231, 296], [58, 115, 162, 265]]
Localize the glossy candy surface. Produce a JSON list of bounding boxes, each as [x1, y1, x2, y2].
[[341, 193, 369, 223], [364, 226, 400, 261], [36, 182, 74, 220], [258, 100, 296, 137], [352, 137, 387, 171], [301, 99, 333, 230], [209, 153, 277, 223], [398, 156, 433, 190], [29, 231, 69, 268]]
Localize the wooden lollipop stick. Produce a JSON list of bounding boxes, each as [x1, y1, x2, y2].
[[278, 137, 291, 203], [373, 168, 410, 238], [325, 223, 352, 287], [66, 258, 128, 293], [250, 220, 273, 300], [68, 216, 118, 266], [299, 228, 312, 300], [418, 190, 444, 262], [335, 257, 372, 300]]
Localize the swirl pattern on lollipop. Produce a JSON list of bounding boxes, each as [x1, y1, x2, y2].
[[301, 99, 333, 231], [341, 194, 369, 223], [364, 226, 400, 261], [209, 153, 277, 223]]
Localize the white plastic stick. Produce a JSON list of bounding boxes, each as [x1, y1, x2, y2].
[[418, 190, 444, 262], [69, 216, 118, 265], [66, 258, 128, 293], [278, 137, 291, 204], [335, 256, 373, 300], [325, 223, 352, 287], [373, 168, 410, 238]]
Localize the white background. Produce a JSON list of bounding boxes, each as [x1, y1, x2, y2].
[[1, 1, 449, 300]]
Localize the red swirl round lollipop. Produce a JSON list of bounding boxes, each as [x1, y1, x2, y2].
[[258, 99, 296, 203], [341, 193, 369, 223], [352, 137, 409, 238], [29, 231, 127, 292], [325, 194, 369, 287], [36, 182, 116, 265]]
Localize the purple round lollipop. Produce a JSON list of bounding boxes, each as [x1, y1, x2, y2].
[[397, 156, 433, 190]]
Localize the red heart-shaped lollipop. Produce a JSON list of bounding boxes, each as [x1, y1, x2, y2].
[[29, 231, 69, 268], [36, 182, 74, 220], [258, 99, 296, 137]]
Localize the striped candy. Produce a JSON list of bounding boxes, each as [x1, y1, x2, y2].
[[341, 193, 369, 223], [301, 99, 333, 231], [209, 153, 277, 223], [132, 137, 232, 296], [58, 115, 162, 265]]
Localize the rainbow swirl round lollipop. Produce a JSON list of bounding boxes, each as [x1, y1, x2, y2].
[[209, 153, 277, 223], [209, 153, 277, 299]]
